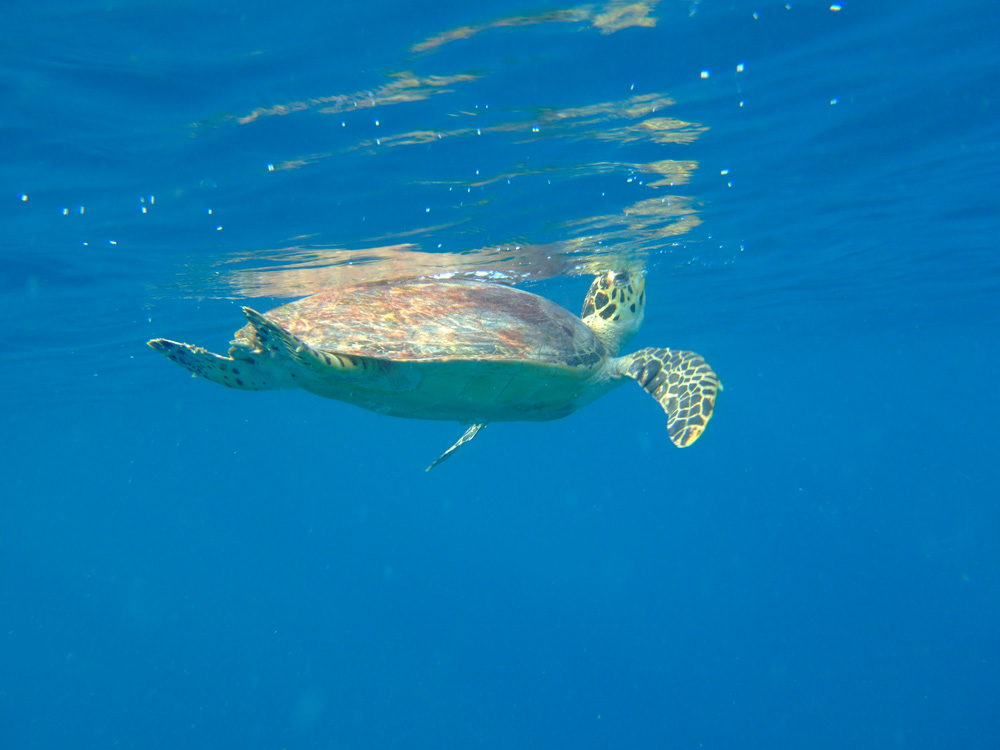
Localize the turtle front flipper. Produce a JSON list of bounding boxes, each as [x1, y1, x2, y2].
[[147, 338, 284, 391], [618, 348, 721, 447]]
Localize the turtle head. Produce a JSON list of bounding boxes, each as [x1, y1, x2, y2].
[[581, 270, 646, 355]]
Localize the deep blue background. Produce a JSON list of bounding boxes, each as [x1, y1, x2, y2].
[[2, 1, 998, 748]]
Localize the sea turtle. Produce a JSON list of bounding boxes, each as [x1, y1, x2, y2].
[[148, 271, 720, 469]]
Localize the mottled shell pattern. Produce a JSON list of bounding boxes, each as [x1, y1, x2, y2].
[[234, 279, 609, 369]]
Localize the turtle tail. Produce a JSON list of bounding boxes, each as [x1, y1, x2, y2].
[[619, 347, 721, 447]]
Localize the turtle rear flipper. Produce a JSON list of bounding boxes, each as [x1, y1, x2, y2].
[[147, 338, 284, 391], [619, 347, 720, 447], [426, 423, 487, 471], [242, 307, 416, 391]]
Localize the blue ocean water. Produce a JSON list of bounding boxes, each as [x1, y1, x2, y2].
[[2, 0, 998, 747]]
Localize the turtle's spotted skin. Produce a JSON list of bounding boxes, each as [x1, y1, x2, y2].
[[149, 272, 720, 468], [624, 348, 717, 447]]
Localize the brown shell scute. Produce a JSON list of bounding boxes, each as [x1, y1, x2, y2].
[[247, 280, 608, 366]]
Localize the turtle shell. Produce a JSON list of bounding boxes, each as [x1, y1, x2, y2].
[[238, 279, 608, 369]]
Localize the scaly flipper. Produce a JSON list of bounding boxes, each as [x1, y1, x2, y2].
[[619, 348, 720, 447], [147, 338, 283, 390], [242, 307, 413, 390], [426, 423, 487, 471]]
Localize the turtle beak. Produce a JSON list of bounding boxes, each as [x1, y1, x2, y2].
[[607, 270, 639, 291], [608, 270, 637, 285]]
